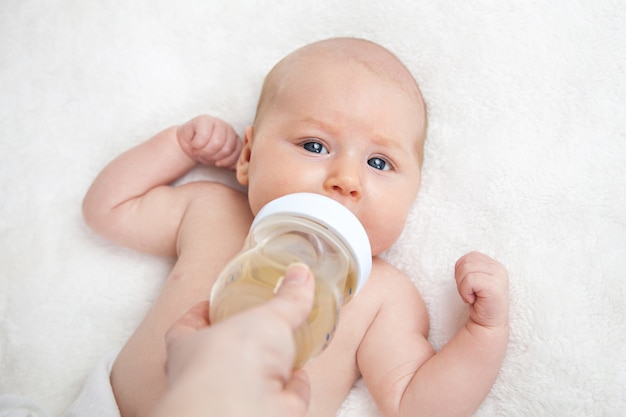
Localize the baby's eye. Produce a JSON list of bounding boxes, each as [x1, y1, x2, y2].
[[368, 157, 390, 171], [302, 141, 328, 154]]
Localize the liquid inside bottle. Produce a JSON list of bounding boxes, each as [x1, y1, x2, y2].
[[209, 193, 370, 368]]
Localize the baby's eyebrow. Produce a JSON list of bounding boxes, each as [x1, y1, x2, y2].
[[295, 116, 413, 157], [371, 133, 402, 151], [296, 116, 340, 136]]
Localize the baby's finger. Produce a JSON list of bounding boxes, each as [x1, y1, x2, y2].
[[190, 118, 216, 150], [215, 138, 242, 169], [200, 130, 228, 158], [455, 252, 502, 279], [457, 271, 479, 305], [197, 124, 234, 163]]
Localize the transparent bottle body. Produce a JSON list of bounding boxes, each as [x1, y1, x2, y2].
[[209, 215, 357, 367]]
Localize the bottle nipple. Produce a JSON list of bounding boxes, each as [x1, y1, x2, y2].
[[261, 232, 319, 266]]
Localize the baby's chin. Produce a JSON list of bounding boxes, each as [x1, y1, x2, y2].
[[368, 235, 399, 257], [369, 210, 415, 256]]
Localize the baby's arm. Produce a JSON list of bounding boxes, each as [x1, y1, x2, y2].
[[82, 115, 241, 256], [359, 252, 509, 417]]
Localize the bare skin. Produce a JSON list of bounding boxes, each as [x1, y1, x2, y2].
[[83, 38, 509, 417], [152, 264, 316, 417]]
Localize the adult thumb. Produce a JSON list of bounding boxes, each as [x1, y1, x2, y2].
[[270, 263, 315, 330]]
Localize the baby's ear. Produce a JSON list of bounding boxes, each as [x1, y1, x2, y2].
[[236, 126, 254, 186]]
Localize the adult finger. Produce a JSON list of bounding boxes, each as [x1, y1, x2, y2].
[[282, 369, 311, 416], [267, 263, 315, 331], [164, 301, 211, 349]]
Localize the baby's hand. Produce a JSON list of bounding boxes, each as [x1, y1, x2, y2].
[[177, 115, 242, 169], [454, 252, 509, 328]]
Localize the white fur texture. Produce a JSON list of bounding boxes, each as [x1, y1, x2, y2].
[[1, 1, 625, 416]]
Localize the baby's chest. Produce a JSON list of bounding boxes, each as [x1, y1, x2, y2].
[[301, 288, 383, 414], [172, 198, 251, 290]]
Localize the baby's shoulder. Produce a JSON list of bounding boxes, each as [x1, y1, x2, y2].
[[347, 257, 426, 321], [175, 181, 252, 251], [369, 258, 427, 314], [180, 181, 250, 217], [367, 257, 422, 297], [179, 179, 245, 202]]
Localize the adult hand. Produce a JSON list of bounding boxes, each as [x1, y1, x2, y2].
[[152, 263, 315, 417]]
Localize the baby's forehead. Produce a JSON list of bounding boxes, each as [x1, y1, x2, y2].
[[272, 39, 423, 107], [288, 38, 421, 91], [256, 39, 427, 149]]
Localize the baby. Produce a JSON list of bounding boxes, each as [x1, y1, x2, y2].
[[83, 37, 509, 417]]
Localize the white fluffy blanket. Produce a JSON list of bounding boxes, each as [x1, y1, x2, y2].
[[1, 1, 625, 416]]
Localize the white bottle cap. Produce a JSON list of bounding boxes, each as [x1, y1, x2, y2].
[[252, 193, 372, 294]]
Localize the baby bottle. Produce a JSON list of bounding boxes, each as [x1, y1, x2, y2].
[[209, 192, 372, 367]]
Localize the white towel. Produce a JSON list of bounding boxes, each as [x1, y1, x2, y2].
[[1, 1, 624, 416]]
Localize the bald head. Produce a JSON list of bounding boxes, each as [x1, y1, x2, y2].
[[254, 37, 427, 162], [258, 38, 424, 114], [287, 39, 419, 93]]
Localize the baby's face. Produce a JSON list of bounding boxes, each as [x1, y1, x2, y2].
[[238, 56, 425, 255]]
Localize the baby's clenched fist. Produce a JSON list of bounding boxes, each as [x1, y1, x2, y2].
[[454, 251, 509, 328], [177, 115, 242, 169]]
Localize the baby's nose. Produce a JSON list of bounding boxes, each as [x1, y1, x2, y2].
[[323, 166, 362, 201]]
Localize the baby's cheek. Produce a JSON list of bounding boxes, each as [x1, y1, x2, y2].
[[367, 223, 401, 257]]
